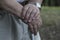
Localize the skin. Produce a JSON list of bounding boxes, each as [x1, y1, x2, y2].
[[0, 0, 23, 18], [0, 0, 43, 35], [22, 0, 43, 35], [22, 4, 42, 35]]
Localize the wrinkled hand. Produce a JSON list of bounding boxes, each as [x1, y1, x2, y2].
[[21, 4, 39, 22], [21, 4, 42, 35], [28, 14, 42, 35]]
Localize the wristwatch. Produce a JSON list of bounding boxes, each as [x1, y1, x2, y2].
[[34, 3, 41, 9], [30, 2, 41, 10]]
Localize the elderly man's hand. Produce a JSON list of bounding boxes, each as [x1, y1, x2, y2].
[[28, 13, 42, 35], [21, 4, 42, 35], [21, 4, 39, 22]]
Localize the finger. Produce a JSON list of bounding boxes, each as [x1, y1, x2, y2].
[[25, 7, 33, 21], [32, 19, 40, 34], [22, 6, 29, 19], [36, 18, 42, 31], [32, 17, 40, 34], [28, 9, 37, 23], [34, 14, 41, 24], [28, 23, 34, 34], [37, 21, 42, 31], [31, 11, 40, 24], [33, 9, 40, 18], [33, 24, 37, 35], [38, 19, 42, 28], [35, 12, 40, 19]]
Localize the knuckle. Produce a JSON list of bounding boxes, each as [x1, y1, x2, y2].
[[28, 19, 32, 23], [24, 7, 28, 10]]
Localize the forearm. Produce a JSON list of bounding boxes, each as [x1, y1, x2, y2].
[[28, 0, 43, 4], [1, 0, 23, 17]]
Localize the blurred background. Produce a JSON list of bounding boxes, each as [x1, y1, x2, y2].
[[42, 0, 60, 6], [40, 0, 60, 40]]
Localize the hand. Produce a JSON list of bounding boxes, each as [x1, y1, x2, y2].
[[28, 12, 42, 35], [21, 4, 40, 23], [21, 4, 42, 35]]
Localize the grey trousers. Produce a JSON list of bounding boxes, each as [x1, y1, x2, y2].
[[0, 10, 31, 40]]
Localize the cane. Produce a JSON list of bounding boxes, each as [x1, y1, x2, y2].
[[32, 32, 41, 40]]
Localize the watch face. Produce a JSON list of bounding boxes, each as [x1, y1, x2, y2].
[[29, 2, 41, 8], [36, 3, 41, 8], [33, 3, 41, 8]]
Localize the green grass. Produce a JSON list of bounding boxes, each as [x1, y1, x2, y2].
[[40, 7, 60, 40], [41, 7, 60, 27]]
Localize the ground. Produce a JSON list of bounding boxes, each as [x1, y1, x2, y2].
[[40, 7, 60, 40]]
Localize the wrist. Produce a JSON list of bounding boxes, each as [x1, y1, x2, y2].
[[15, 6, 23, 19], [28, 2, 41, 10]]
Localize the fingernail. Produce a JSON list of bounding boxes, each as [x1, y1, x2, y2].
[[28, 20, 31, 23]]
